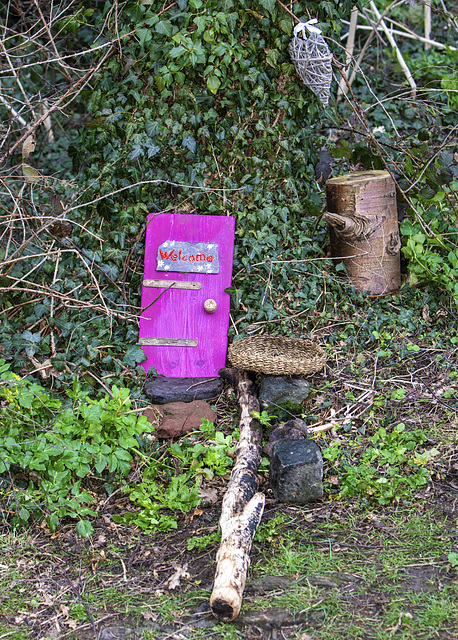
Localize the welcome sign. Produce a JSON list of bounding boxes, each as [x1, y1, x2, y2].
[[156, 240, 219, 274]]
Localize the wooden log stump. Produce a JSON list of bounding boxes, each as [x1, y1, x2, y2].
[[210, 367, 265, 622], [324, 170, 401, 295]]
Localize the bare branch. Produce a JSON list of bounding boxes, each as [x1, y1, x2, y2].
[[0, 48, 114, 165]]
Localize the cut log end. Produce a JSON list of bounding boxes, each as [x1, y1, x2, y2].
[[210, 594, 239, 622]]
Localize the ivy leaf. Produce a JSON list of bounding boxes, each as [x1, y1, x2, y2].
[[279, 18, 292, 34], [125, 3, 144, 22], [101, 263, 120, 280], [22, 330, 42, 343], [155, 20, 173, 36], [123, 344, 146, 367], [207, 75, 221, 94], [76, 520, 94, 538], [259, 0, 276, 15], [136, 28, 152, 47], [175, 71, 185, 85], [145, 120, 159, 136], [169, 45, 186, 59], [266, 49, 280, 68], [147, 143, 160, 157], [129, 144, 144, 159], [154, 75, 165, 91], [182, 135, 196, 153]]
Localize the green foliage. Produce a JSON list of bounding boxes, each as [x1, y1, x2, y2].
[[116, 470, 201, 532], [254, 513, 286, 543], [0, 360, 154, 534], [331, 8, 458, 303], [187, 531, 221, 551], [0, 0, 356, 391], [170, 429, 235, 480], [400, 201, 458, 305], [57, 382, 152, 476], [74, 0, 350, 251], [114, 419, 235, 533], [448, 552, 458, 568], [323, 423, 438, 505], [250, 410, 276, 427]]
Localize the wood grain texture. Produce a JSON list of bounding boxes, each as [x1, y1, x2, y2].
[[139, 213, 235, 376], [143, 279, 202, 290]]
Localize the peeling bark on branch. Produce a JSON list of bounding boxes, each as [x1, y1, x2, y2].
[[210, 367, 265, 622]]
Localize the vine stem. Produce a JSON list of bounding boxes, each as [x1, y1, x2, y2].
[[275, 0, 310, 22]]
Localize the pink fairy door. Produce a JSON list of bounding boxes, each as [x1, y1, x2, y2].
[[139, 213, 235, 377]]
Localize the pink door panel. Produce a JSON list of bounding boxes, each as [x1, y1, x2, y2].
[[139, 213, 235, 377]]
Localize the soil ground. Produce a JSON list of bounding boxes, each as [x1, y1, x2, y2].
[[2, 299, 458, 640], [1, 492, 457, 640]]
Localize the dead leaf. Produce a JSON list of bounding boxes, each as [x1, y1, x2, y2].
[[422, 304, 431, 322], [29, 356, 60, 380], [198, 486, 218, 504], [189, 508, 203, 521], [141, 611, 157, 622], [41, 102, 55, 143], [22, 133, 36, 159], [166, 563, 190, 590], [22, 163, 41, 184], [49, 221, 73, 238], [50, 193, 64, 216], [328, 475, 340, 486], [66, 619, 79, 630], [41, 594, 54, 606]]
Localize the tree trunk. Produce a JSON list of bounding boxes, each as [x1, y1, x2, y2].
[[324, 170, 401, 295], [209, 367, 265, 622]]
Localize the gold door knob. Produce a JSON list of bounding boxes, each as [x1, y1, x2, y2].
[[204, 299, 217, 314]]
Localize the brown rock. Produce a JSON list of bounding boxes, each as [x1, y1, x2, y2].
[[144, 400, 216, 438]]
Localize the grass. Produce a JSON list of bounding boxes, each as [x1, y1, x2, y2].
[[243, 505, 458, 639], [2, 495, 456, 639]]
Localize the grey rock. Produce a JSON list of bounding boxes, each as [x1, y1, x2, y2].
[[263, 418, 308, 457], [99, 626, 135, 640], [144, 376, 224, 404], [99, 622, 168, 639], [269, 439, 323, 503], [259, 376, 311, 419]]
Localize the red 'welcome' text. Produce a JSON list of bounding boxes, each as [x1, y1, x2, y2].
[[159, 249, 214, 263]]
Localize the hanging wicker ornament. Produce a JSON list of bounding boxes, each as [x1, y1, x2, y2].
[[288, 19, 333, 106]]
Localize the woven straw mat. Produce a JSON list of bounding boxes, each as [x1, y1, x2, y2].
[[228, 336, 327, 376]]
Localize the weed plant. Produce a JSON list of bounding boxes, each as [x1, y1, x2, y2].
[[0, 366, 234, 533]]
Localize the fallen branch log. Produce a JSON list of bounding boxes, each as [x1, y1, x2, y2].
[[210, 367, 265, 622]]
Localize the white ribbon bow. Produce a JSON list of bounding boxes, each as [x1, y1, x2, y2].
[[293, 19, 322, 39]]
